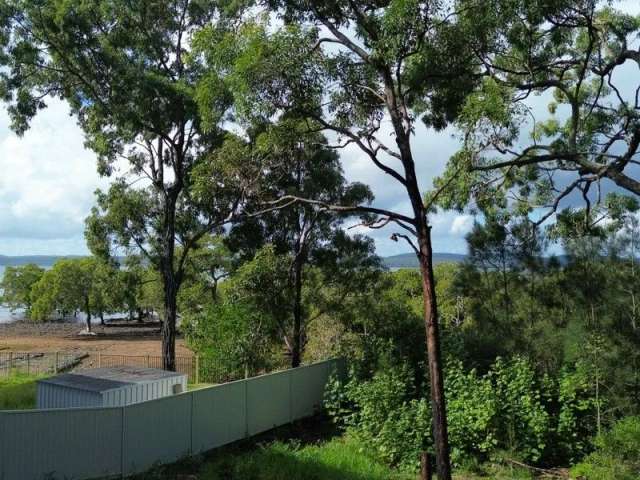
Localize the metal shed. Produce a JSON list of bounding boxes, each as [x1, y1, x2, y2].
[[36, 366, 187, 409]]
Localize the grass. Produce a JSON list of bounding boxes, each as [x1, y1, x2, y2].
[[198, 436, 414, 480], [0, 372, 42, 410], [133, 416, 414, 480], [132, 416, 536, 480]]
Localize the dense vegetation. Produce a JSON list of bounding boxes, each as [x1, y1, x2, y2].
[[320, 212, 640, 477], [1, 0, 639, 479]]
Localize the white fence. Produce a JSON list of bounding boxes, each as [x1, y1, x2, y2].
[[0, 358, 344, 480]]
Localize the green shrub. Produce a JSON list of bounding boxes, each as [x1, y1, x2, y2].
[[326, 356, 554, 472], [445, 361, 498, 464], [490, 357, 550, 462], [325, 364, 431, 471], [571, 416, 640, 480], [554, 362, 600, 461], [0, 373, 41, 409]]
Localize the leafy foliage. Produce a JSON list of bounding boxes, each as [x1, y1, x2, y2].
[[0, 263, 44, 313], [571, 416, 640, 480]]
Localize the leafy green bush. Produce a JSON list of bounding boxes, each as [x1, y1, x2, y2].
[[490, 357, 550, 462], [554, 362, 601, 461], [326, 356, 555, 472], [325, 364, 431, 471], [571, 416, 640, 480], [183, 301, 277, 381], [445, 361, 498, 464]]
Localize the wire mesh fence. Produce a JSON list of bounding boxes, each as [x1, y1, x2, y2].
[[0, 351, 268, 384], [0, 351, 86, 377]]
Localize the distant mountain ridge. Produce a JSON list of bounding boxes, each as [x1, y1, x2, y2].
[[0, 255, 84, 267], [0, 253, 464, 269], [383, 252, 466, 269]]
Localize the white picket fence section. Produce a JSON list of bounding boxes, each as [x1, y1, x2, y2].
[[0, 358, 344, 480]]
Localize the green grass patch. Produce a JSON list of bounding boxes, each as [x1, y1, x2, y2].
[[199, 436, 414, 480], [0, 372, 42, 410]]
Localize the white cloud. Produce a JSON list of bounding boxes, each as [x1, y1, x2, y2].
[[450, 215, 474, 236], [0, 99, 108, 255]]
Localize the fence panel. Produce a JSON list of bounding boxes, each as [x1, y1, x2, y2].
[[246, 370, 292, 436], [0, 358, 341, 480], [0, 407, 122, 480], [291, 361, 331, 419], [122, 393, 193, 476], [191, 379, 247, 453]]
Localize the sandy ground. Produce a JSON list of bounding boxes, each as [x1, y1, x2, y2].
[[0, 319, 193, 356]]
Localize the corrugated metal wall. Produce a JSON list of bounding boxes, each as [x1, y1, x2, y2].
[[102, 375, 187, 407], [0, 358, 344, 480], [36, 383, 103, 409]]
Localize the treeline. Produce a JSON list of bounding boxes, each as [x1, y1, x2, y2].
[[321, 205, 640, 477], [1, 1, 640, 478], [0, 257, 157, 330]]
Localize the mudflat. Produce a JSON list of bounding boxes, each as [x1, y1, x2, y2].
[[0, 319, 193, 357]]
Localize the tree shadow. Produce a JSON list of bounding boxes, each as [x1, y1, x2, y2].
[[132, 416, 404, 480]]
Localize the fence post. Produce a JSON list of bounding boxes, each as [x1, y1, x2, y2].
[[98, 353, 102, 368], [27, 353, 30, 375], [244, 380, 249, 438], [55, 351, 59, 373], [146, 355, 150, 368], [195, 355, 200, 385], [8, 351, 13, 373], [288, 369, 293, 423], [120, 406, 126, 478]]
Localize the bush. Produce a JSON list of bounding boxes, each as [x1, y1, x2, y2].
[[445, 361, 498, 464], [0, 373, 41, 409], [325, 363, 431, 471], [554, 362, 600, 462], [489, 357, 550, 462], [326, 356, 554, 472], [571, 416, 640, 480], [183, 301, 278, 381]]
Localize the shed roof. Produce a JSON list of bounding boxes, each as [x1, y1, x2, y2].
[[37, 366, 186, 393]]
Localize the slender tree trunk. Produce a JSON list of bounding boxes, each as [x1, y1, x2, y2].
[[85, 298, 92, 333], [291, 253, 304, 368], [160, 192, 180, 372], [161, 271, 178, 371], [137, 308, 144, 323], [417, 221, 452, 480], [100, 311, 105, 326]]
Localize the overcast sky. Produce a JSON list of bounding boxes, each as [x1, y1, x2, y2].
[[0, 1, 637, 258]]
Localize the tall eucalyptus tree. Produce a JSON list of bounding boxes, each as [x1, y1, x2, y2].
[[0, 0, 263, 369], [192, 3, 484, 476]]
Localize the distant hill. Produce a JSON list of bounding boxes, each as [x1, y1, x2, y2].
[[383, 252, 467, 269], [0, 255, 84, 267]]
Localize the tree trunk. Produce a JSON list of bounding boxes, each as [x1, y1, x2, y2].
[[421, 452, 433, 480], [161, 272, 178, 371], [137, 308, 144, 323], [417, 222, 452, 480], [85, 298, 92, 333], [291, 253, 303, 368], [160, 191, 180, 372], [100, 311, 105, 326]]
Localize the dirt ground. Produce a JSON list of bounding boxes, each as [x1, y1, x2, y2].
[[0, 319, 193, 356]]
